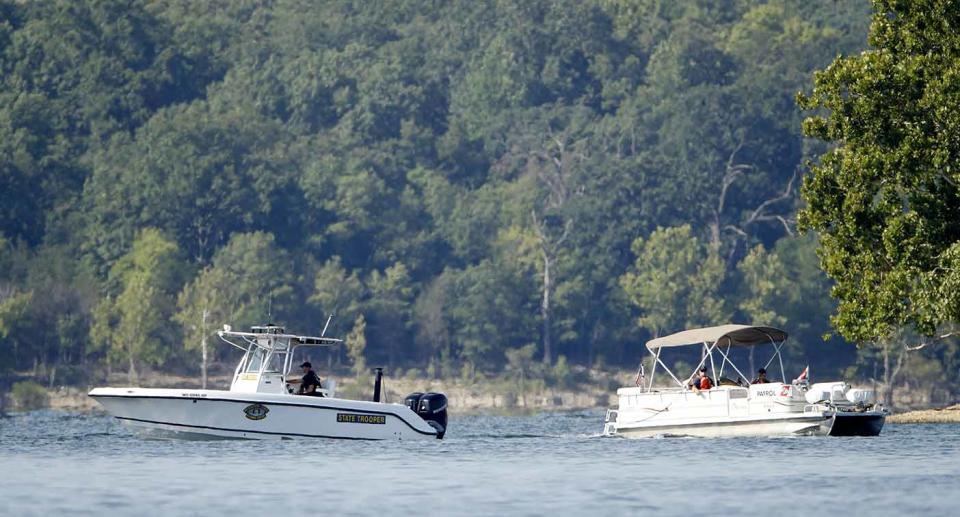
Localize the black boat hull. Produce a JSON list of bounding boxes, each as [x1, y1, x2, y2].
[[829, 411, 886, 436]]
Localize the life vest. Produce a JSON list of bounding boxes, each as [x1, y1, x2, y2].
[[699, 376, 713, 390]]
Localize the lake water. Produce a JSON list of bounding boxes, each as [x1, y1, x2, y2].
[[1, 410, 958, 516]]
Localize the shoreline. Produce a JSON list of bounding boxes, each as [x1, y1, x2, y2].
[[12, 374, 957, 420], [35, 375, 616, 416], [887, 404, 960, 424]]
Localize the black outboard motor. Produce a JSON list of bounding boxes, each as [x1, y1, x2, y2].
[[404, 392, 423, 412], [404, 392, 448, 439]]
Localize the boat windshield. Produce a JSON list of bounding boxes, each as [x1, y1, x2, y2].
[[245, 348, 265, 373], [263, 352, 283, 373]]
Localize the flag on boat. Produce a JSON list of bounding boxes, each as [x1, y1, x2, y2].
[[795, 365, 809, 383], [634, 363, 645, 387]]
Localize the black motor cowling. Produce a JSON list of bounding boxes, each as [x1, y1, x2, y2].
[[405, 392, 447, 439], [404, 392, 423, 412]]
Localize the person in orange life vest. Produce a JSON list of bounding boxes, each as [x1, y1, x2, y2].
[[752, 368, 771, 384], [689, 366, 713, 392]]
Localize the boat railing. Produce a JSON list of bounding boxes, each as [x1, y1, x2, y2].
[[804, 403, 830, 414]]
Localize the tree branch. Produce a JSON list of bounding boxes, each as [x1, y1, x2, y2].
[[904, 330, 958, 351]]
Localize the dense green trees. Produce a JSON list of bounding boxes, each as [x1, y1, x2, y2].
[[6, 0, 943, 397], [799, 0, 960, 396], [800, 0, 960, 341], [93, 229, 185, 382]]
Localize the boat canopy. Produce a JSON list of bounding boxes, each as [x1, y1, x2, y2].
[[217, 326, 341, 352], [645, 324, 787, 352]]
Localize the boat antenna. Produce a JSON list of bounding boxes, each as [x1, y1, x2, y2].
[[321, 314, 334, 337]]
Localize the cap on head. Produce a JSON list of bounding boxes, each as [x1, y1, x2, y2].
[[758, 368, 767, 374], [699, 366, 707, 372], [300, 361, 312, 368]]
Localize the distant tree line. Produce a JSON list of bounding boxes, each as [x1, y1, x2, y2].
[[0, 0, 954, 401]]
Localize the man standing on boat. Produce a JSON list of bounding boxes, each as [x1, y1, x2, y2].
[[287, 361, 324, 396], [752, 368, 771, 384], [689, 367, 713, 392]]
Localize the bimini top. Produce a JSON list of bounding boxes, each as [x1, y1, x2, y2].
[[645, 324, 787, 352]]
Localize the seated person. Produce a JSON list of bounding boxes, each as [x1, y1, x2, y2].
[[689, 367, 713, 392], [752, 368, 772, 384], [286, 361, 324, 396]]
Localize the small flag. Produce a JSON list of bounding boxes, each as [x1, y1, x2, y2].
[[795, 365, 809, 383], [635, 363, 646, 387]]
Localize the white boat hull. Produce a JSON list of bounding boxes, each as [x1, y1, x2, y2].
[[608, 413, 835, 438], [605, 384, 845, 438], [89, 387, 440, 441]]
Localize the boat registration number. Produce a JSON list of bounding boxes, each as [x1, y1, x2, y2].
[[337, 413, 386, 425]]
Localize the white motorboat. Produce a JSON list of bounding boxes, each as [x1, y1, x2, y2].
[[603, 324, 887, 438], [90, 324, 447, 440]]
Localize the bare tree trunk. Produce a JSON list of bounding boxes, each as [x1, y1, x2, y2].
[[541, 250, 553, 366], [520, 369, 527, 408], [201, 308, 209, 389], [127, 349, 136, 385], [529, 135, 578, 366], [879, 340, 907, 406]]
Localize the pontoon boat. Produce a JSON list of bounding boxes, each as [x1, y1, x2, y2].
[[603, 325, 886, 438]]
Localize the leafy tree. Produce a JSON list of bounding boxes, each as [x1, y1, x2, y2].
[[413, 273, 455, 378], [620, 225, 730, 338], [84, 102, 298, 267], [175, 232, 295, 383], [798, 0, 960, 346], [0, 0, 217, 247], [0, 0, 889, 389], [345, 314, 368, 378], [365, 262, 416, 367], [0, 289, 32, 406], [309, 256, 366, 332], [98, 228, 186, 383], [446, 260, 539, 372], [736, 245, 787, 328]]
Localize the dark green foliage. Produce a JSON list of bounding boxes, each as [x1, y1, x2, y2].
[[0, 0, 889, 386], [10, 380, 48, 410], [799, 0, 960, 341]]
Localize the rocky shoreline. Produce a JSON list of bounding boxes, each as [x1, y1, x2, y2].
[[888, 404, 960, 424]]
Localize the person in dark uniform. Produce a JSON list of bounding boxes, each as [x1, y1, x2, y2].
[[287, 361, 324, 396], [689, 366, 713, 392], [752, 368, 771, 384]]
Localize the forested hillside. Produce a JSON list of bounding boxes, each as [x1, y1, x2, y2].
[[2, 0, 950, 398]]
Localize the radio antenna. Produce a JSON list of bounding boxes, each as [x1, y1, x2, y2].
[[320, 314, 334, 337]]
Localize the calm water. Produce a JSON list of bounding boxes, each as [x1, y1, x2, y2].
[[1, 410, 958, 516]]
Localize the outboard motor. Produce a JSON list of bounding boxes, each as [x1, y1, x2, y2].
[[404, 392, 423, 412], [405, 392, 448, 439]]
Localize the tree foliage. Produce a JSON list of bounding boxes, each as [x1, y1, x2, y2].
[[1, 0, 900, 388], [798, 0, 960, 343]]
